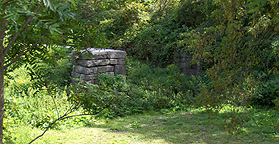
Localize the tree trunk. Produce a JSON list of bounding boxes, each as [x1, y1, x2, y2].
[[0, 55, 4, 143], [0, 10, 6, 144]]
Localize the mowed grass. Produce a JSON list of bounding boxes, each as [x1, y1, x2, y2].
[[7, 109, 279, 144]]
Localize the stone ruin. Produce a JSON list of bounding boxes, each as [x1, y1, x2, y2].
[[71, 48, 126, 84], [175, 53, 202, 75]]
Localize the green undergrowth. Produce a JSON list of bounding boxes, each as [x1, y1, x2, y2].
[[3, 57, 279, 143], [94, 57, 204, 118]]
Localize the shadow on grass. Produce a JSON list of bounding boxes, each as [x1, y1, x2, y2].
[[86, 109, 279, 144]]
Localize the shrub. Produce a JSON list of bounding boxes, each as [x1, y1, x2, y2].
[[126, 16, 189, 67], [250, 72, 279, 107]]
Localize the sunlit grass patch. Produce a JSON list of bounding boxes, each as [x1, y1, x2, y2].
[[4, 106, 279, 144]]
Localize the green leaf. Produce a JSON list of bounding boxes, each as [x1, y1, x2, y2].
[[49, 23, 63, 34], [4, 13, 15, 19], [245, 0, 263, 7], [70, 0, 76, 8], [248, 7, 260, 13], [30, 17, 38, 24], [43, 0, 50, 8], [49, 2, 56, 11]]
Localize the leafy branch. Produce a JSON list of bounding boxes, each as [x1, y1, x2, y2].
[[3, 1, 44, 57], [4, 29, 49, 69]]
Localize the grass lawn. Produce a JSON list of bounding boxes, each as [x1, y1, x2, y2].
[[6, 109, 279, 144]]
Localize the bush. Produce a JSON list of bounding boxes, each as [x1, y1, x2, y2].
[[127, 17, 189, 67], [250, 72, 279, 107]]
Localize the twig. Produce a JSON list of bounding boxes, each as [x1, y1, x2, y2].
[[28, 106, 108, 144], [45, 81, 60, 119]]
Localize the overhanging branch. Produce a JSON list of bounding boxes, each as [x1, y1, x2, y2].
[[4, 29, 49, 69], [3, 1, 43, 57]]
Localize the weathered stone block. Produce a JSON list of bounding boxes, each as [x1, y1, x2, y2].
[[74, 65, 98, 74], [77, 59, 95, 67], [98, 65, 114, 72], [77, 48, 126, 59], [97, 59, 110, 66], [109, 58, 125, 65], [77, 59, 111, 67], [178, 63, 189, 68], [174, 52, 202, 75], [117, 59, 125, 65], [107, 50, 126, 59], [87, 49, 108, 59], [115, 65, 126, 75], [181, 69, 199, 75], [110, 59, 118, 65]]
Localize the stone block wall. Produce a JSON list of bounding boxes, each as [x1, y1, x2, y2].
[[71, 48, 126, 84], [175, 53, 202, 75]]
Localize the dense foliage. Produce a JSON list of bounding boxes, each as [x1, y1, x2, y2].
[[181, 0, 279, 108], [85, 0, 279, 107]]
